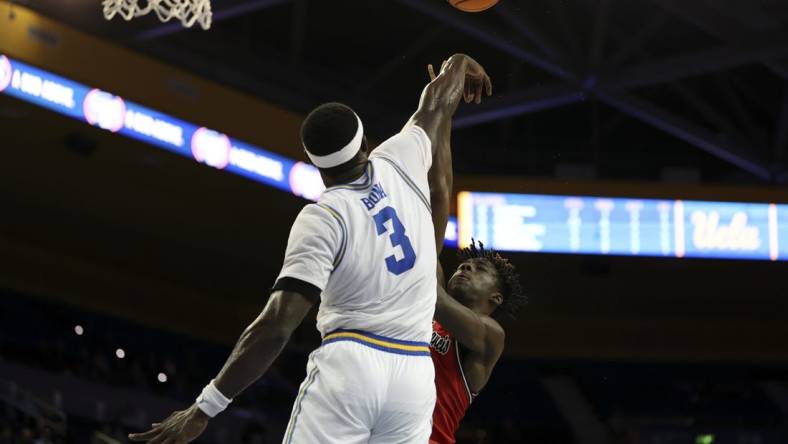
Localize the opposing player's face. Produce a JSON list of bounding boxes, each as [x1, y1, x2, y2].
[[447, 258, 501, 308]]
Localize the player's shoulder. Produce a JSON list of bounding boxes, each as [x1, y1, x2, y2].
[[370, 125, 430, 159], [402, 123, 430, 144], [314, 188, 354, 216], [294, 201, 344, 228], [289, 203, 348, 251], [303, 196, 337, 217]]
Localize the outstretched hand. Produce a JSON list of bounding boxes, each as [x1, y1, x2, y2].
[[128, 404, 209, 444], [428, 55, 492, 104]]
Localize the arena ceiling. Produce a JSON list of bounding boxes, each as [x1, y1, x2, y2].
[[18, 0, 788, 185]]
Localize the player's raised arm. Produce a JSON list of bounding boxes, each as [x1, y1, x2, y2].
[[409, 53, 492, 253], [405, 53, 492, 154], [415, 59, 502, 356], [425, 60, 454, 256], [435, 281, 504, 354]]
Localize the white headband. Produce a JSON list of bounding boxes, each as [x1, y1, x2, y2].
[[305, 113, 364, 169]]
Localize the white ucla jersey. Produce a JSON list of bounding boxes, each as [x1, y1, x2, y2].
[[276, 125, 437, 343]]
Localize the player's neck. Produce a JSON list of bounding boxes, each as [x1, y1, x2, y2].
[[322, 161, 368, 186], [474, 300, 497, 318], [464, 298, 493, 317], [475, 306, 493, 318]]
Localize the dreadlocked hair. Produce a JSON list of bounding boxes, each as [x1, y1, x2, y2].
[[458, 239, 526, 320]]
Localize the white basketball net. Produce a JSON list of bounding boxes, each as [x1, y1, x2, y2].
[[102, 0, 213, 30]]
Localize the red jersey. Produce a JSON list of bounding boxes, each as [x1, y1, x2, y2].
[[429, 320, 475, 444]]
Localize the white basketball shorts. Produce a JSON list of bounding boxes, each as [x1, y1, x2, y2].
[[282, 329, 436, 444]]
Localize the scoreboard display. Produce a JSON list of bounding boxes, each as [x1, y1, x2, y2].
[[458, 192, 787, 261]]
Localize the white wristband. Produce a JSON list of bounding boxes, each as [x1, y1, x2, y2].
[[196, 380, 232, 418]]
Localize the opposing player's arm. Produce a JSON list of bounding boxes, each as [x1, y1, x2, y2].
[[435, 283, 504, 356]]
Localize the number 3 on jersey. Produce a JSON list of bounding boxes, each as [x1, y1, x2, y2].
[[373, 206, 417, 275]]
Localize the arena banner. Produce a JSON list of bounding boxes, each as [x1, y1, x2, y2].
[[458, 191, 786, 261], [8, 51, 786, 259]]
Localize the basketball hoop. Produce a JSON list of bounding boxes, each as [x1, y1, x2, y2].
[[102, 0, 213, 30]]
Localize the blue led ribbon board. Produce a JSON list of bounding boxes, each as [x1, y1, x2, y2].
[[458, 192, 786, 261], [0, 54, 323, 200]]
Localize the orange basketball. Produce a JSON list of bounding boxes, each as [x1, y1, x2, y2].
[[448, 0, 500, 13]]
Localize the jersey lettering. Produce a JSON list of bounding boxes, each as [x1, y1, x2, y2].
[[373, 206, 417, 275], [361, 183, 388, 211], [430, 330, 451, 355]]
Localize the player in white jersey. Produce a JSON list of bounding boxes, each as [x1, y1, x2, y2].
[[129, 54, 491, 444]]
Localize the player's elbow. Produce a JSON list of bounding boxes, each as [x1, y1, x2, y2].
[[241, 321, 291, 349], [484, 323, 506, 358], [266, 323, 295, 344], [467, 321, 502, 354]]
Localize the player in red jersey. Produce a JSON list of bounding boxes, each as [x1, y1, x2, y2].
[[425, 58, 526, 444], [429, 241, 524, 444]]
